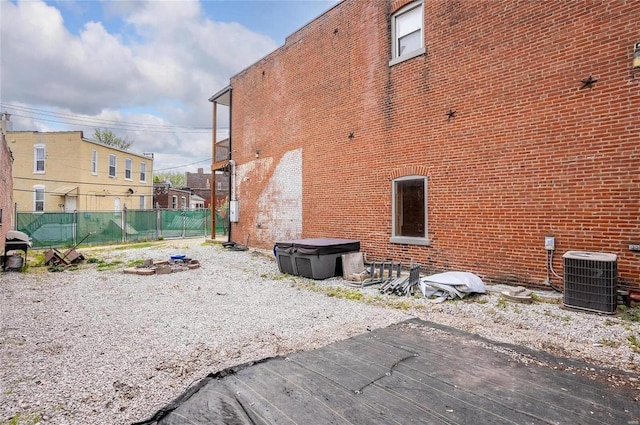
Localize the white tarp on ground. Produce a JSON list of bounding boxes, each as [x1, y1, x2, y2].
[[419, 271, 486, 303]]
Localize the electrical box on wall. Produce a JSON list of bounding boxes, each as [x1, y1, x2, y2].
[[544, 236, 555, 251], [229, 200, 239, 222]]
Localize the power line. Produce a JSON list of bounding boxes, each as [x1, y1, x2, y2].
[[153, 158, 212, 171], [0, 103, 214, 134]]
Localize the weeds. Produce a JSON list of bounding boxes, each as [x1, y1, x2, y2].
[[326, 287, 364, 301], [95, 260, 123, 271], [496, 297, 508, 309], [126, 259, 145, 268], [4, 411, 42, 425], [627, 335, 640, 353], [115, 242, 155, 250], [599, 338, 620, 348], [617, 305, 640, 323]]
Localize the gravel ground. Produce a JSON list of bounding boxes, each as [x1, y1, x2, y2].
[[1, 238, 639, 424]]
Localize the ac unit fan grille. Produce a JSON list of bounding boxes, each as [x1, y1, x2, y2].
[[563, 251, 617, 314]]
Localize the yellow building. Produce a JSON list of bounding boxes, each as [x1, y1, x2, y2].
[[9, 131, 153, 212]]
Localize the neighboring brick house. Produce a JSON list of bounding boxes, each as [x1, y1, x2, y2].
[[210, 0, 640, 290], [185, 167, 229, 209], [0, 114, 15, 256], [153, 182, 191, 210], [10, 131, 153, 212]]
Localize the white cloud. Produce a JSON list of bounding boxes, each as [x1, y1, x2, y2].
[[0, 0, 278, 173]]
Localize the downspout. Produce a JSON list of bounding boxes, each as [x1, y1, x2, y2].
[[227, 92, 233, 244]]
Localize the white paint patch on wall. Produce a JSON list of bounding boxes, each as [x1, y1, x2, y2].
[[255, 148, 302, 243]]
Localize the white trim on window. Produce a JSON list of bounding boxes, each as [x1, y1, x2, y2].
[[389, 1, 425, 66], [139, 195, 145, 209], [390, 175, 429, 245], [140, 162, 147, 182], [33, 185, 45, 212], [172, 195, 178, 209], [34, 144, 46, 174], [125, 158, 132, 180], [109, 154, 117, 178], [92, 150, 98, 175]]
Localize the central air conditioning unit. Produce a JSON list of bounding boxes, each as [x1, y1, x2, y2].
[[563, 251, 618, 314]]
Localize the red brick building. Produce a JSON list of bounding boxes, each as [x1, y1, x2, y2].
[[210, 0, 640, 290], [153, 182, 191, 210], [0, 114, 14, 256], [185, 167, 229, 209]]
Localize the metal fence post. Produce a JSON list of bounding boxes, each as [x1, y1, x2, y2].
[[122, 207, 127, 243], [73, 210, 77, 247]]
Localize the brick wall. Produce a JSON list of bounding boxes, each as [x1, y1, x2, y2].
[[0, 130, 14, 255], [225, 0, 640, 289]]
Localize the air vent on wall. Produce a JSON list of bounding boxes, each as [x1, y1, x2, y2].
[[563, 251, 618, 314]]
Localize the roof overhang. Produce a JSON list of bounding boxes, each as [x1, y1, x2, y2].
[[208, 86, 231, 106], [51, 186, 78, 196]]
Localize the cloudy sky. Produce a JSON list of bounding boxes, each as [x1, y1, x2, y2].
[[0, 0, 337, 174]]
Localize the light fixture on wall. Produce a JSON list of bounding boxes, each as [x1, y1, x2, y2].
[[255, 150, 260, 159]]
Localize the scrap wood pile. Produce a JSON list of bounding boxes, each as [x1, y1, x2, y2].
[[44, 248, 85, 270], [124, 256, 200, 275]]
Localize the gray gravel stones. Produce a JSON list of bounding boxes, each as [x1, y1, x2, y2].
[[1, 238, 638, 424]]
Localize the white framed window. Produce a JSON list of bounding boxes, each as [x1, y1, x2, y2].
[[125, 158, 132, 180], [390, 176, 429, 245], [140, 162, 147, 182], [33, 185, 45, 212], [181, 196, 187, 210], [172, 195, 178, 209], [92, 150, 98, 175], [390, 1, 425, 66], [139, 195, 145, 209], [109, 154, 117, 178], [34, 145, 46, 173]]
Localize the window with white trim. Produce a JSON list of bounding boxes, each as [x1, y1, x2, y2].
[[34, 185, 45, 212], [390, 176, 428, 245], [92, 150, 98, 175], [34, 145, 46, 173], [172, 195, 178, 209], [125, 158, 132, 180], [390, 1, 424, 65], [140, 162, 147, 182], [109, 154, 117, 178], [139, 195, 145, 209], [181, 196, 187, 210]]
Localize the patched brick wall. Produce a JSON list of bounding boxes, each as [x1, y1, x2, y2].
[[0, 131, 14, 255], [225, 0, 640, 289]]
